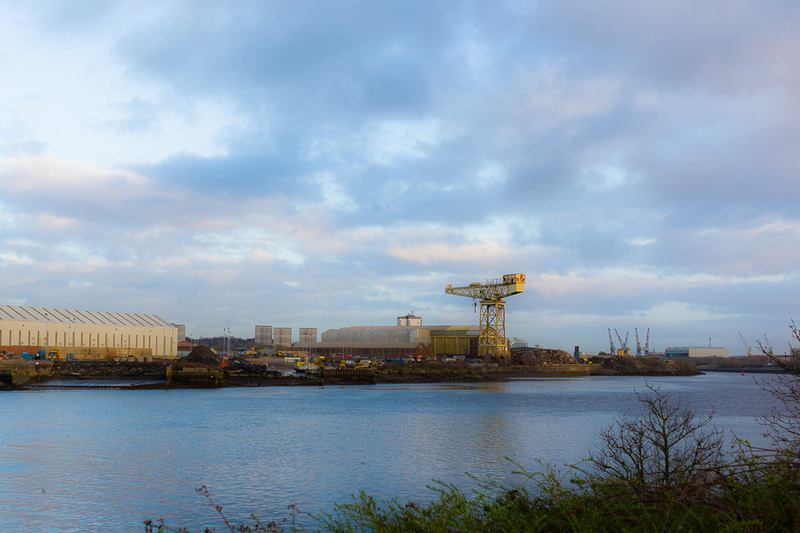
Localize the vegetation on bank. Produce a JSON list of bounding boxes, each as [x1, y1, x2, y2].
[[25, 346, 698, 389], [146, 323, 800, 532], [590, 354, 700, 376], [694, 355, 778, 371]]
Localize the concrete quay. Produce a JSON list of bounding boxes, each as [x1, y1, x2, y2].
[[0, 360, 53, 389]]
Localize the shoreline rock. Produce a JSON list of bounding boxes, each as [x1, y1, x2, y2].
[[17, 354, 700, 390]]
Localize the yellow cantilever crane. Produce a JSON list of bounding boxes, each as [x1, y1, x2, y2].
[[445, 274, 525, 362]]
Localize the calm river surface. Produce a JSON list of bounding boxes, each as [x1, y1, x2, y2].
[[0, 372, 785, 532]]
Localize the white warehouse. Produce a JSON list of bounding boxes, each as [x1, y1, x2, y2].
[[0, 305, 178, 359], [664, 346, 729, 358]]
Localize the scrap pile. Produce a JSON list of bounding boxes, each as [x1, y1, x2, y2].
[[510, 347, 576, 366], [224, 357, 281, 377]]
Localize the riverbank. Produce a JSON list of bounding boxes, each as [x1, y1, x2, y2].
[[0, 360, 53, 390], [700, 366, 786, 373], [5, 354, 700, 390]]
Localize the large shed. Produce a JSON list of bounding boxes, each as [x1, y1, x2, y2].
[[0, 305, 178, 359], [311, 324, 480, 360], [664, 346, 729, 358]]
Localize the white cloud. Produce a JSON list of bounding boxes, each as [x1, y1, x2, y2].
[[0, 252, 36, 266], [628, 237, 656, 246], [642, 301, 741, 324], [0, 156, 148, 199], [364, 119, 445, 166], [387, 240, 514, 266], [474, 161, 507, 188], [312, 171, 358, 213]]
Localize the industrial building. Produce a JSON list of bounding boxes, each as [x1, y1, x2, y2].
[[511, 337, 528, 348], [397, 313, 422, 326], [301, 324, 480, 360], [254, 325, 273, 345], [298, 328, 317, 344], [172, 324, 186, 342], [664, 346, 729, 358], [273, 327, 292, 348], [0, 305, 178, 359]]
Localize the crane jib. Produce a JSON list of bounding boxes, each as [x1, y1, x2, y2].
[[444, 273, 525, 299]]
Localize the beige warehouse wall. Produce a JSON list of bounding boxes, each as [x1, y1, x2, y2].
[[432, 335, 473, 356], [688, 347, 729, 358], [0, 320, 178, 358]]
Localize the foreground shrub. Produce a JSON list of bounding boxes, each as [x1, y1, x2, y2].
[[308, 385, 800, 532], [589, 384, 725, 494], [147, 381, 800, 532]]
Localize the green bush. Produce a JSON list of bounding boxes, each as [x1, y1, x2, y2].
[[148, 339, 800, 532], [303, 382, 800, 532]]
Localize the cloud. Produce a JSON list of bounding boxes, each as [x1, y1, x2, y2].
[[1, 0, 799, 354], [387, 240, 515, 266], [1, 156, 148, 197]]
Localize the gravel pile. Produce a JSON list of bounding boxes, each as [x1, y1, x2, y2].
[[180, 345, 222, 367]]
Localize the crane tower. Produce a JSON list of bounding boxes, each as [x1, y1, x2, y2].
[[614, 328, 630, 356], [608, 329, 616, 356], [738, 331, 753, 356], [634, 327, 651, 356], [445, 274, 525, 362], [635, 328, 643, 357]]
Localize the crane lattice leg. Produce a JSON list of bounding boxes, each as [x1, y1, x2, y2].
[[479, 299, 508, 362]]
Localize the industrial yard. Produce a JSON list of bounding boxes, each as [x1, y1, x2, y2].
[[1, 273, 772, 392], [1, 343, 705, 391]]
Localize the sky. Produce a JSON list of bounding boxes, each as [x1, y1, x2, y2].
[[1, 0, 799, 355]]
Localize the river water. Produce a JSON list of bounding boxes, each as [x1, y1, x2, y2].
[[0, 372, 786, 532]]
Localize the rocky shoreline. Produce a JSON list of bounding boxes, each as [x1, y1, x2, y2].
[[3, 350, 702, 391], [1, 345, 705, 390]]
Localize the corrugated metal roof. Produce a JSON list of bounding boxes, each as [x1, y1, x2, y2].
[[0, 304, 173, 328]]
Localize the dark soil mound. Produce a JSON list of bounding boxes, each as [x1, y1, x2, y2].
[[598, 356, 699, 376], [182, 345, 222, 367]]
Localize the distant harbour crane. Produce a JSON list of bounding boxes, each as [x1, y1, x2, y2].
[[608, 328, 616, 356], [738, 331, 753, 356], [445, 274, 525, 362], [635, 327, 651, 356], [635, 328, 643, 357], [614, 328, 630, 356], [762, 335, 774, 357]]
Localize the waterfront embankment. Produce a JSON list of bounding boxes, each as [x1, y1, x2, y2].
[[7, 353, 700, 390], [0, 359, 53, 389]]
